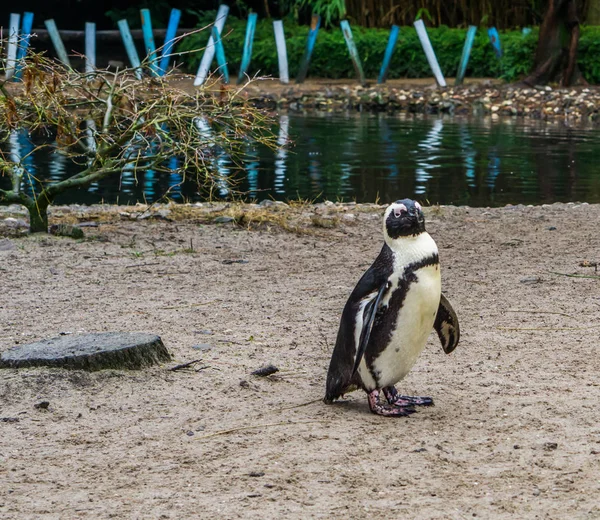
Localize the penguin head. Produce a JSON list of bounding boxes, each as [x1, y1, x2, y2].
[[383, 199, 425, 240]]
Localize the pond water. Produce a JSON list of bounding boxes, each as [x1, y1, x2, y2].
[[2, 113, 600, 207]]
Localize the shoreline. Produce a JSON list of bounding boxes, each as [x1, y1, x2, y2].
[[237, 78, 600, 121], [1, 200, 595, 234]]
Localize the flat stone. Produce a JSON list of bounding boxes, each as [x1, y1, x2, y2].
[[0, 332, 171, 371], [214, 216, 235, 224], [0, 239, 16, 251]]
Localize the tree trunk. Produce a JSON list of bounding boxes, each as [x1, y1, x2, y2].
[[522, 0, 586, 87], [25, 195, 51, 233], [586, 0, 600, 24], [0, 333, 171, 370]]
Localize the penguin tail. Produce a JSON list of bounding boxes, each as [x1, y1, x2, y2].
[[324, 371, 350, 404]]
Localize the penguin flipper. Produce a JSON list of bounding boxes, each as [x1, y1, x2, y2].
[[352, 281, 388, 375], [434, 293, 460, 354]]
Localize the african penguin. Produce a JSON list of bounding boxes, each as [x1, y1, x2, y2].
[[324, 199, 460, 417]]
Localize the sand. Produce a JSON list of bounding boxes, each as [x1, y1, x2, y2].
[[1, 201, 599, 519]]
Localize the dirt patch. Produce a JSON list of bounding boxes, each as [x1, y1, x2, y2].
[[1, 202, 599, 518]]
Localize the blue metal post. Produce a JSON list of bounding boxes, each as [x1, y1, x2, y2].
[[413, 19, 446, 87], [6, 13, 20, 80], [296, 15, 321, 84], [273, 20, 289, 84], [237, 13, 258, 84], [488, 27, 502, 58], [14, 11, 34, 80], [194, 4, 229, 86], [140, 9, 159, 76], [85, 22, 96, 73], [118, 19, 143, 79], [377, 25, 400, 84], [211, 26, 229, 84], [340, 20, 366, 86], [44, 19, 71, 66], [455, 25, 477, 86], [158, 8, 181, 75]]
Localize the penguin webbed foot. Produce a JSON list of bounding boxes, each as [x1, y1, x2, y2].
[[383, 386, 434, 407], [367, 389, 416, 417]]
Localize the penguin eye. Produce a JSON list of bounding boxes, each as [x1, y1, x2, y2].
[[393, 204, 408, 218]]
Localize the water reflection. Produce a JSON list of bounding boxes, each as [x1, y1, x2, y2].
[[274, 114, 289, 195], [2, 113, 600, 207], [414, 119, 443, 195]]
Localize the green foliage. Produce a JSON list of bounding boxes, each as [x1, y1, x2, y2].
[[176, 18, 600, 83], [577, 26, 600, 84], [298, 0, 346, 27]]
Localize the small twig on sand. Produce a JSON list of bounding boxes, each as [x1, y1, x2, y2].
[[163, 300, 218, 310], [549, 271, 600, 280], [169, 359, 208, 371], [276, 398, 323, 412], [195, 419, 325, 440], [497, 324, 600, 331], [125, 262, 161, 269], [506, 310, 574, 318]]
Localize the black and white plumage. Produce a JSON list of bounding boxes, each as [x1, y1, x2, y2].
[[324, 199, 460, 417]]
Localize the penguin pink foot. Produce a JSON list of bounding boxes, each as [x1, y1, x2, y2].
[[383, 386, 434, 407], [367, 389, 416, 417]]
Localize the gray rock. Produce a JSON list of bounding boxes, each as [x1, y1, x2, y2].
[[0, 239, 16, 251], [49, 224, 84, 239], [192, 344, 212, 351], [214, 216, 235, 224], [0, 332, 171, 370], [3, 218, 28, 229]]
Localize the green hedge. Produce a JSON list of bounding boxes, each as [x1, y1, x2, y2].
[[176, 15, 600, 83]]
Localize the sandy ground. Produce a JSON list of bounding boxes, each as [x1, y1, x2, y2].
[[1, 201, 599, 519]]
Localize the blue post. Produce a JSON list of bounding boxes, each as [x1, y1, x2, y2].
[[377, 25, 400, 84], [296, 15, 321, 84], [117, 19, 143, 79], [340, 20, 366, 86], [194, 4, 229, 86], [237, 13, 258, 84], [85, 22, 96, 73], [44, 19, 71, 66], [211, 26, 229, 84], [140, 9, 159, 76], [6, 13, 20, 80], [158, 8, 181, 75], [455, 25, 477, 86], [413, 19, 446, 87], [488, 27, 502, 59], [273, 20, 289, 84], [14, 11, 34, 80]]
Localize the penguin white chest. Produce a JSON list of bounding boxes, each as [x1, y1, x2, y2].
[[373, 263, 441, 388]]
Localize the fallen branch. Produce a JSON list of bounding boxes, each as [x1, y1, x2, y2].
[[169, 359, 208, 371]]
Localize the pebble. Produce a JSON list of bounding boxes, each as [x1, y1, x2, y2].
[[192, 344, 212, 351], [214, 216, 235, 224], [251, 364, 279, 377], [520, 276, 542, 284]]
